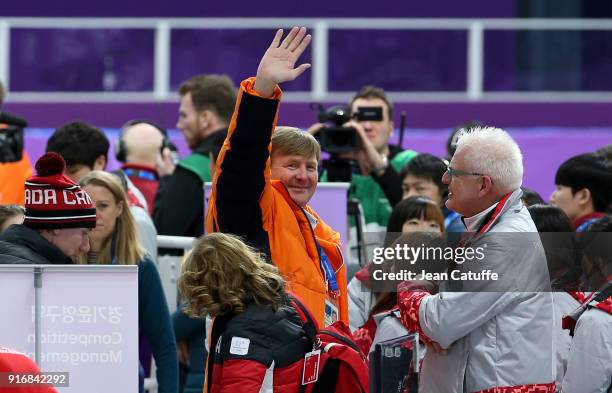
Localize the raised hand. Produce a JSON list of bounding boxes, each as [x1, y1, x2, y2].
[[254, 27, 312, 97]]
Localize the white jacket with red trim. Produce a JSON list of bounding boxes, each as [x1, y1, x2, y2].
[[561, 292, 612, 393], [398, 189, 556, 393], [552, 291, 581, 391], [348, 265, 375, 331]]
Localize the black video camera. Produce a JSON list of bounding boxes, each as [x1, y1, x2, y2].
[[312, 104, 383, 182], [316, 105, 383, 153], [0, 112, 27, 163]]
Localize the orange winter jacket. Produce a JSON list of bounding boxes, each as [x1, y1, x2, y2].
[[206, 77, 348, 326], [0, 151, 32, 205]]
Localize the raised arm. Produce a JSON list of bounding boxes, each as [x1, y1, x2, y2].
[[206, 28, 311, 249], [253, 27, 312, 97]]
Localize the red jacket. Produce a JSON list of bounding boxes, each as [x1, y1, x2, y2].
[[205, 299, 309, 393], [121, 163, 160, 215], [0, 347, 58, 393]]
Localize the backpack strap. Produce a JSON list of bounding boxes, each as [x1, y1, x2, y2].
[[591, 282, 612, 303], [587, 282, 612, 316], [290, 295, 319, 343], [290, 295, 321, 393]]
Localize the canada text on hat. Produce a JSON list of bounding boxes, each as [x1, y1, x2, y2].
[[23, 152, 97, 229]]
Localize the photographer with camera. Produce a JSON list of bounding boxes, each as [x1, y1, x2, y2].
[[0, 80, 33, 205], [312, 87, 418, 265]]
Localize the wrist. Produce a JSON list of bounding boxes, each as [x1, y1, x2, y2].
[[253, 76, 276, 98], [372, 154, 388, 176]]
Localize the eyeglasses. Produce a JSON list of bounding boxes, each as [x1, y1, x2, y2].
[[445, 165, 486, 179]]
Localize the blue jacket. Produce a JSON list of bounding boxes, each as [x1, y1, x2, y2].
[[136, 256, 179, 393], [172, 309, 207, 393]]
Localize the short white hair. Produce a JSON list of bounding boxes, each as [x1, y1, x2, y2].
[[455, 126, 523, 192]]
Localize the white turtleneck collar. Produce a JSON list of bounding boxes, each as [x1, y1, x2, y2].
[[462, 202, 499, 232]]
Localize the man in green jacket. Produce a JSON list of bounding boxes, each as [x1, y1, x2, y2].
[[154, 74, 236, 238]]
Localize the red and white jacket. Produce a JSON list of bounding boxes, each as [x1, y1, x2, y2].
[[561, 286, 612, 393], [205, 298, 309, 393]]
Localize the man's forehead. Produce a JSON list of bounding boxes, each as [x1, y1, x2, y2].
[[179, 93, 194, 110], [404, 175, 434, 185], [449, 148, 468, 167], [273, 153, 317, 165]]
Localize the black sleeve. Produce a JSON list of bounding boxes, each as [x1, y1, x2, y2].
[[153, 168, 204, 237], [372, 165, 403, 208], [214, 91, 278, 254]]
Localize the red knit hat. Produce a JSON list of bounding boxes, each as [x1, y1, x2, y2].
[[23, 152, 97, 229]]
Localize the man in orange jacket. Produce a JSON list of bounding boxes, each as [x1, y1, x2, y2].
[[207, 27, 348, 327], [0, 80, 32, 205]]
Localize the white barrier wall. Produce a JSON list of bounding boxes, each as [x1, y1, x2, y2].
[[0, 265, 138, 392]]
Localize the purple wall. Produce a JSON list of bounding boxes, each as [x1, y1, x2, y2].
[[169, 29, 311, 92], [2, 0, 516, 17], [6, 101, 612, 129], [11, 29, 155, 92], [9, 27, 612, 94], [328, 30, 467, 91], [21, 126, 612, 203]]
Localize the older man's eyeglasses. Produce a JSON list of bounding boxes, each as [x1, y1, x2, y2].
[[445, 165, 486, 179]]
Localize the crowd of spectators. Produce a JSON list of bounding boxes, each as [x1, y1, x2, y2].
[[0, 27, 611, 393]]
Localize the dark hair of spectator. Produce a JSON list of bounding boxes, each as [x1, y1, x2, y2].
[[350, 85, 393, 120], [528, 204, 573, 233], [384, 196, 445, 247], [179, 75, 237, 125], [577, 215, 612, 290], [527, 204, 581, 290], [0, 205, 25, 232], [555, 153, 612, 213], [46, 121, 110, 169], [400, 153, 447, 200], [520, 186, 544, 206]]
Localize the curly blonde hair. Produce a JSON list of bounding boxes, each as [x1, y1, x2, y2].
[[178, 233, 287, 318]]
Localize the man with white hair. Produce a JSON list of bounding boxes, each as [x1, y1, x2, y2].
[[398, 127, 555, 392]]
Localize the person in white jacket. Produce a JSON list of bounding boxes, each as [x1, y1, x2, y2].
[[348, 196, 445, 331], [527, 204, 583, 391], [398, 127, 555, 393], [562, 217, 612, 393]]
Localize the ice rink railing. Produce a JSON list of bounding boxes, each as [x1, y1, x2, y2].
[[3, 18, 612, 102]]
